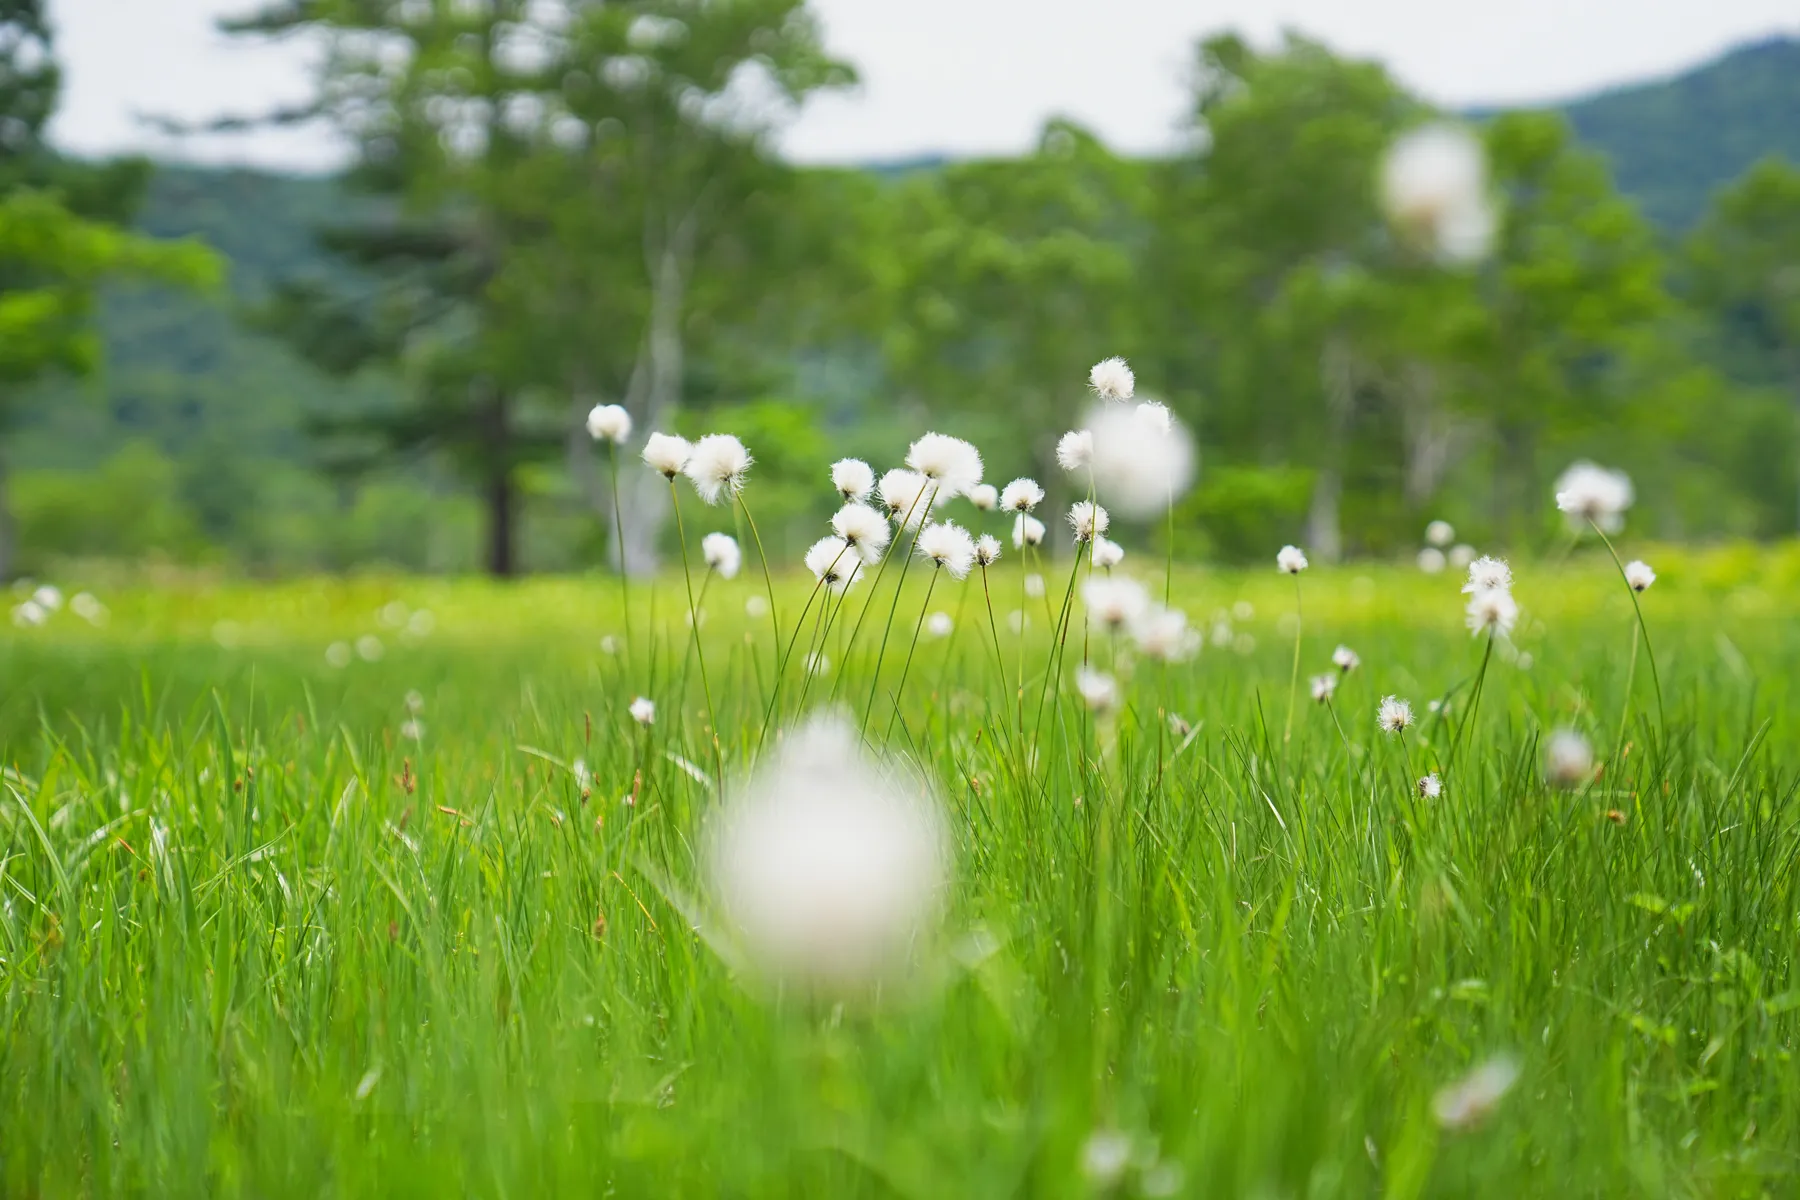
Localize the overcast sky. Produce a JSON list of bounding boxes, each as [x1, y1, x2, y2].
[[50, 0, 1800, 170]]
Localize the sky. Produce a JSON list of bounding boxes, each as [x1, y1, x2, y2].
[[50, 0, 1800, 171]]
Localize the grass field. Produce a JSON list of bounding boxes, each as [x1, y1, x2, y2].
[[4, 545, 1800, 1197]]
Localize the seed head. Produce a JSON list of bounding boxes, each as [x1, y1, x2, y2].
[[683, 434, 753, 505], [915, 521, 977, 579], [642, 432, 692, 478], [702, 532, 742, 580], [831, 458, 875, 503], [1465, 587, 1519, 638], [1418, 773, 1443, 799], [1625, 560, 1655, 592], [975, 535, 1002, 567], [1056, 429, 1093, 472], [1311, 674, 1337, 703], [1075, 667, 1119, 713], [1000, 478, 1044, 513], [1090, 536, 1125, 570], [905, 433, 984, 498], [1013, 514, 1047, 549], [1088, 356, 1135, 402], [804, 536, 863, 593], [969, 484, 998, 511], [1425, 519, 1454, 547], [1332, 645, 1360, 673], [1068, 501, 1109, 543], [1462, 556, 1512, 595], [629, 696, 656, 725], [586, 403, 632, 444], [831, 503, 892, 564], [1554, 461, 1634, 533], [1277, 545, 1308, 574], [1378, 695, 1414, 734]]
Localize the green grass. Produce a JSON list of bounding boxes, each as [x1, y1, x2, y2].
[[4, 546, 1800, 1197]]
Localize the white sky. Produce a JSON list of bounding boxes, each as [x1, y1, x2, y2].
[[50, 0, 1800, 170]]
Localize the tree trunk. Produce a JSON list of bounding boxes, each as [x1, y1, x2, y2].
[[1398, 361, 1462, 511], [1306, 337, 1355, 563], [482, 384, 518, 578]]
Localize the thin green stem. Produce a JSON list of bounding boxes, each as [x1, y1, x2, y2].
[[882, 569, 941, 741], [1592, 521, 1666, 736], [607, 444, 633, 672], [669, 480, 719, 774], [1283, 574, 1303, 746], [1444, 629, 1494, 779]]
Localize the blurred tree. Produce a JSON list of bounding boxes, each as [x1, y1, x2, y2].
[[0, 1, 221, 577], [1686, 158, 1800, 532]]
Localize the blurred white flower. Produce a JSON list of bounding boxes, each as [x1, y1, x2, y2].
[[1000, 477, 1044, 513], [832, 458, 875, 502], [71, 592, 107, 625], [629, 696, 656, 725], [1462, 556, 1512, 594], [600, 635, 618, 656], [586, 403, 632, 444], [1075, 667, 1119, 713], [746, 595, 769, 619], [1132, 606, 1197, 662], [804, 652, 831, 677], [1380, 122, 1496, 264], [1013, 514, 1047, 549], [642, 432, 692, 478], [1056, 429, 1093, 472], [1082, 576, 1150, 632], [804, 537, 863, 593], [1425, 519, 1454, 547], [325, 641, 352, 668], [356, 635, 384, 662], [1311, 673, 1337, 703], [1333, 645, 1360, 673], [400, 719, 425, 741], [969, 483, 998, 511], [1433, 1055, 1521, 1131], [1088, 356, 1135, 402], [406, 609, 435, 638], [975, 534, 1002, 567], [1232, 600, 1255, 621], [1545, 730, 1594, 788], [702, 532, 742, 579], [1448, 543, 1477, 570], [1418, 547, 1447, 575], [1418, 772, 1443, 799], [1625, 560, 1656, 592], [11, 600, 45, 627], [1378, 695, 1414, 734], [1465, 587, 1518, 638], [905, 432, 984, 499], [1024, 573, 1045, 598], [1277, 545, 1308, 574], [404, 689, 425, 713], [925, 611, 953, 638], [1068, 501, 1109, 543], [1086, 400, 1196, 519], [707, 713, 949, 991], [1090, 536, 1125, 570], [32, 585, 62, 612], [916, 521, 976, 579], [832, 503, 892, 564], [683, 434, 753, 505], [1080, 1129, 1134, 1186], [1554, 461, 1634, 533]]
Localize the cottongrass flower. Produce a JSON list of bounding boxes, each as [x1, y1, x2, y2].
[[642, 431, 692, 478], [1311, 674, 1337, 703], [804, 536, 863, 593], [404, 689, 425, 713], [33, 584, 62, 611], [400, 719, 425, 741], [1091, 536, 1125, 570], [975, 534, 1002, 567], [356, 635, 384, 662], [1000, 477, 1044, 513], [905, 432, 984, 499], [1465, 587, 1519, 638], [1277, 545, 1308, 574], [1068, 501, 1109, 544], [1462, 555, 1512, 594], [1333, 645, 1360, 673], [1088, 356, 1135, 402], [1449, 543, 1477, 570], [831, 503, 891, 564], [702, 532, 742, 579], [1418, 772, 1443, 799], [1132, 606, 1196, 662], [1425, 519, 1454, 547], [878, 468, 941, 527], [1056, 429, 1093, 472], [1378, 695, 1415, 734], [1025, 573, 1045, 598], [1013, 514, 1047, 549], [1626, 560, 1656, 592], [1432, 1055, 1521, 1132], [1554, 461, 1634, 533], [1075, 667, 1119, 714], [1418, 547, 1447, 575], [683, 433, 752, 505], [1082, 576, 1150, 633], [916, 521, 976, 579], [706, 713, 949, 992], [746, 595, 769, 619], [969, 483, 998, 512], [71, 592, 107, 625], [1545, 729, 1594, 788], [832, 458, 875, 502], [1080, 1129, 1134, 1186], [926, 611, 953, 638], [586, 403, 632, 444], [11, 600, 45, 627], [1380, 122, 1496, 264], [629, 696, 656, 725], [325, 641, 352, 668], [1085, 400, 1196, 518]]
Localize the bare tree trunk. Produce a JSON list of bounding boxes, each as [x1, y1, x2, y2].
[[481, 383, 518, 578], [1306, 337, 1355, 563], [1397, 361, 1461, 510]]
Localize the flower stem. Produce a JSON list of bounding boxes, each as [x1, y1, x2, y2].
[[1592, 522, 1666, 736], [607, 444, 633, 670], [669, 481, 719, 773], [882, 569, 940, 741], [1444, 629, 1494, 779], [1283, 574, 1303, 746], [737, 494, 781, 676]]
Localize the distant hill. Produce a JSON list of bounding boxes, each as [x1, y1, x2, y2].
[[1554, 35, 1800, 229]]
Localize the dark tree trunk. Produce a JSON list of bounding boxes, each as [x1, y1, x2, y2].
[[482, 387, 517, 578]]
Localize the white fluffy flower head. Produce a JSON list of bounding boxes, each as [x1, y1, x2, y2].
[[1433, 1056, 1521, 1132], [915, 521, 976, 580], [1089, 356, 1135, 402], [878, 468, 941, 527], [586, 403, 632, 444], [702, 532, 742, 579], [1545, 729, 1594, 788], [642, 432, 691, 478], [969, 483, 998, 512], [629, 696, 656, 725], [1277, 545, 1308, 574], [832, 458, 875, 503], [1311, 674, 1337, 703], [707, 713, 949, 992], [1082, 576, 1150, 632], [1090, 536, 1125, 570], [975, 535, 1002, 567], [1554, 461, 1634, 532], [831, 503, 892, 564], [1013, 514, 1046, 549], [1425, 519, 1454, 548], [1625, 560, 1655, 592], [905, 433, 983, 498], [1419, 547, 1447, 575], [1462, 556, 1512, 594], [1132, 606, 1196, 662], [1333, 645, 1360, 673], [1418, 773, 1443, 800], [1001, 478, 1044, 513], [925, 611, 953, 638], [1085, 401, 1196, 519], [1056, 429, 1093, 472], [804, 536, 863, 593], [1378, 695, 1415, 734], [1068, 501, 1109, 543], [683, 433, 753, 505], [1075, 667, 1119, 713], [1465, 587, 1518, 638]]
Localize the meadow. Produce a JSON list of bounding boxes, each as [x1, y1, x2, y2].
[[4, 540, 1800, 1197]]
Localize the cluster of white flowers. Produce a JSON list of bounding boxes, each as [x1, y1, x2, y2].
[[1462, 554, 1518, 639]]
